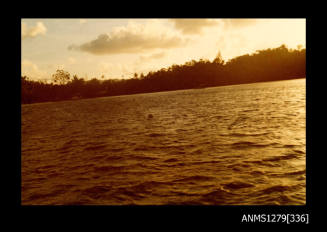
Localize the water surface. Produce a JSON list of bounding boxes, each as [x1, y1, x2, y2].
[[21, 79, 306, 205]]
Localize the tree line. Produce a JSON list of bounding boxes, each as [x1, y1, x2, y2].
[[21, 44, 305, 104]]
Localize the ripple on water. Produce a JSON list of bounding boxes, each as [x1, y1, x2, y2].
[[222, 181, 255, 190], [21, 79, 306, 205], [262, 153, 300, 162]]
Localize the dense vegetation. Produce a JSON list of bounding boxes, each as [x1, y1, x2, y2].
[[21, 45, 305, 104]]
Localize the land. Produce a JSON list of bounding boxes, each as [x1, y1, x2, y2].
[[21, 45, 305, 104]]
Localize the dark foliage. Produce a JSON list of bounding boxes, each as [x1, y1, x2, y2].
[[21, 45, 305, 104]]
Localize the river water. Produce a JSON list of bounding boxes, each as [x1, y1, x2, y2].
[[21, 78, 306, 205]]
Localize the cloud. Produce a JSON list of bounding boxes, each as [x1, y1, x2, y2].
[[21, 22, 47, 39], [68, 20, 189, 55], [139, 51, 167, 62], [22, 59, 48, 80], [169, 19, 257, 34], [221, 19, 257, 29], [170, 19, 220, 34]]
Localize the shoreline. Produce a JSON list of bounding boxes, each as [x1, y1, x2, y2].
[[21, 77, 305, 106]]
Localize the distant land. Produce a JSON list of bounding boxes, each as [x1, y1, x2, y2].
[[21, 44, 305, 104]]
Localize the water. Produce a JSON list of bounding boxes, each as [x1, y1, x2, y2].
[[21, 79, 306, 205]]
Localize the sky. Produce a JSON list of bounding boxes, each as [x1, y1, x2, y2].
[[21, 18, 306, 82]]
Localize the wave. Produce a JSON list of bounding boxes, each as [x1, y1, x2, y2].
[[106, 147, 125, 152], [129, 155, 159, 161], [190, 160, 222, 165], [283, 144, 299, 148], [200, 187, 237, 204], [103, 155, 124, 162], [62, 199, 92, 205], [249, 170, 265, 175], [221, 132, 270, 137], [263, 153, 299, 162], [60, 139, 79, 148], [164, 158, 179, 163], [113, 181, 169, 199], [190, 148, 204, 155], [230, 141, 276, 149], [174, 175, 215, 183], [259, 185, 292, 194], [293, 149, 305, 154], [270, 170, 305, 177], [222, 181, 255, 189], [168, 191, 203, 197], [93, 165, 126, 173], [84, 144, 107, 151], [82, 186, 111, 199], [36, 164, 56, 170], [27, 188, 66, 202], [22, 147, 41, 152], [147, 132, 166, 137], [287, 170, 306, 175], [242, 159, 280, 167], [133, 145, 157, 151], [249, 193, 296, 205], [70, 163, 95, 170]]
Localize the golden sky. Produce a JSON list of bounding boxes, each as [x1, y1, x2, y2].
[[21, 18, 306, 82]]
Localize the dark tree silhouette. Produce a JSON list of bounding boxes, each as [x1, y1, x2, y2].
[[52, 69, 70, 85], [21, 45, 306, 104]]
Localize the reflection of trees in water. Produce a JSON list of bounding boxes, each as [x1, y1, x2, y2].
[[21, 45, 305, 104]]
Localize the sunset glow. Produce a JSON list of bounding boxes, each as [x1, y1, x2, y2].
[[21, 18, 305, 82]]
